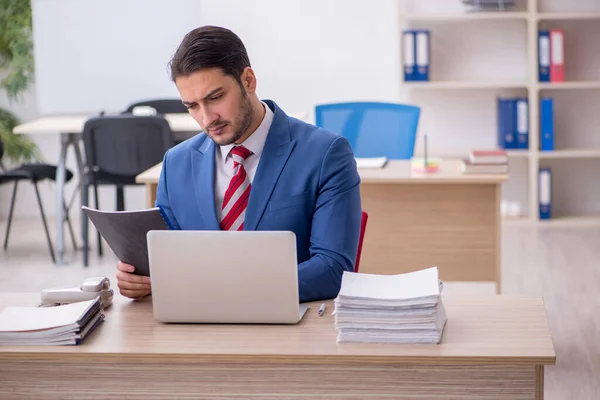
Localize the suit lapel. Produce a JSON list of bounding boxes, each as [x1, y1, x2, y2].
[[191, 138, 220, 230], [245, 102, 296, 231]]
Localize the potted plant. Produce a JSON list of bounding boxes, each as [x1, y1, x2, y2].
[[0, 0, 42, 167]]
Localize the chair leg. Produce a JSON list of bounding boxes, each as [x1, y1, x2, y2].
[[82, 182, 89, 266], [94, 183, 103, 256], [116, 185, 125, 211], [63, 200, 78, 251], [3, 181, 19, 250], [33, 182, 56, 264]]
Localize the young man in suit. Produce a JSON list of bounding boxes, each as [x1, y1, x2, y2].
[[116, 26, 362, 303]]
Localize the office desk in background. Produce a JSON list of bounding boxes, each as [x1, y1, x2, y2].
[[136, 159, 507, 292], [12, 114, 200, 265], [0, 292, 555, 399]]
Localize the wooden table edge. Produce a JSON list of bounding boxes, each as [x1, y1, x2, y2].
[[0, 352, 556, 365]]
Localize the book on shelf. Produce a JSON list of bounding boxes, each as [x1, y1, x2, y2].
[[497, 97, 528, 150], [540, 98, 554, 151], [469, 150, 508, 164], [333, 266, 447, 344], [538, 29, 564, 82], [0, 297, 104, 346], [461, 159, 508, 174], [402, 29, 430, 82]]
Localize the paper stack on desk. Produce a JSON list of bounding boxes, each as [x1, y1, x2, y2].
[[333, 267, 447, 344], [0, 297, 104, 346]]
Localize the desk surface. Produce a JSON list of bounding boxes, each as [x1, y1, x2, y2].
[[136, 159, 507, 186], [13, 114, 200, 135], [0, 293, 555, 365]]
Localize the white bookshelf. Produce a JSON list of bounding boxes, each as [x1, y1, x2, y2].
[[538, 12, 600, 20], [539, 149, 600, 159], [400, 0, 600, 223], [403, 82, 527, 90], [405, 12, 528, 21], [538, 82, 600, 90]]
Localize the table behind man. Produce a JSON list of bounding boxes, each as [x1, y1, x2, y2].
[[116, 25, 362, 303]]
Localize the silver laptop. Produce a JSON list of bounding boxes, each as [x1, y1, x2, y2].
[[146, 230, 308, 324]]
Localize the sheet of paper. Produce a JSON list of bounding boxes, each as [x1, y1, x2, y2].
[[355, 157, 388, 169], [338, 267, 441, 301], [0, 298, 96, 332]]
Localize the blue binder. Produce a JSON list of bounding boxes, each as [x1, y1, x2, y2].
[[516, 98, 529, 149], [539, 168, 552, 219], [538, 30, 550, 82], [540, 98, 554, 151], [414, 30, 430, 81], [403, 30, 416, 81], [497, 98, 516, 149]]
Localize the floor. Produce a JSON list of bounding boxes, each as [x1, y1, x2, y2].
[[1, 217, 599, 399]]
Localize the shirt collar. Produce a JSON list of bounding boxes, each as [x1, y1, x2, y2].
[[219, 101, 274, 163]]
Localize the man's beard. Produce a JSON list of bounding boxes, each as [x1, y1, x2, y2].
[[213, 88, 253, 146]]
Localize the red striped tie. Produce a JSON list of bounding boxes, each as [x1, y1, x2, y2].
[[220, 146, 252, 230]]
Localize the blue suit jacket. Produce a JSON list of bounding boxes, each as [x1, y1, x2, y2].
[[155, 100, 362, 302]]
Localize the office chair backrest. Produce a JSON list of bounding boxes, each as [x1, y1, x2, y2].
[[315, 102, 420, 159], [82, 114, 174, 178], [125, 99, 188, 114]]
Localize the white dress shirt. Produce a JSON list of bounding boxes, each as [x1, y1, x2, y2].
[[214, 102, 274, 220]]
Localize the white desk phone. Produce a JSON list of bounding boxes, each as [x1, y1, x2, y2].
[[40, 276, 114, 308]]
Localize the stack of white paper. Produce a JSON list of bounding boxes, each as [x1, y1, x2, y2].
[[334, 267, 447, 344], [0, 297, 104, 346]]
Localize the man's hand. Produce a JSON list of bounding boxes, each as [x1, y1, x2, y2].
[[116, 262, 152, 299]]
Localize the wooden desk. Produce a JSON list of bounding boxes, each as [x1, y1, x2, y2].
[[136, 159, 507, 291], [0, 293, 555, 399]]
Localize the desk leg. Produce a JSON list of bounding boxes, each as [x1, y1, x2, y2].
[[146, 183, 157, 209], [495, 184, 502, 294], [54, 133, 84, 265], [536, 365, 544, 400]]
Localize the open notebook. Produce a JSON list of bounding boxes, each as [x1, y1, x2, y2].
[[334, 267, 447, 344]]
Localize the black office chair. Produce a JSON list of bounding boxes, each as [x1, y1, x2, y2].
[[81, 114, 175, 266], [124, 99, 188, 114], [0, 137, 77, 263]]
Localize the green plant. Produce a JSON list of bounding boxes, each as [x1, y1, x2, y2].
[[0, 0, 41, 165]]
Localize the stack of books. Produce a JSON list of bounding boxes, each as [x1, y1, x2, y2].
[[461, 150, 508, 174], [0, 297, 104, 346], [333, 267, 447, 344]]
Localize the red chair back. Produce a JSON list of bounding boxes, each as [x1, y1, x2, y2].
[[355, 211, 368, 272]]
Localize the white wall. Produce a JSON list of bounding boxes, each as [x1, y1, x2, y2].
[[198, 0, 402, 116], [32, 0, 204, 115]]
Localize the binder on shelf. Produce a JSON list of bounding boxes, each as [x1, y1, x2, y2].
[[414, 30, 430, 81], [540, 97, 554, 151], [403, 30, 416, 81], [538, 30, 550, 82], [516, 98, 529, 149], [550, 29, 564, 82], [497, 98, 516, 149], [539, 168, 552, 220]]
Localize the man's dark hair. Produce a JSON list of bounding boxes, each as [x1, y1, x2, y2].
[[168, 25, 251, 86]]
